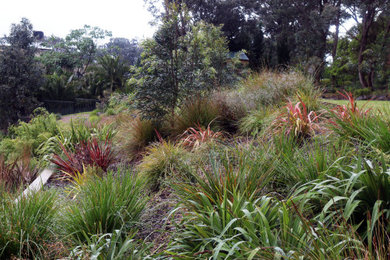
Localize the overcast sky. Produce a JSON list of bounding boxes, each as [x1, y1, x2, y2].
[[0, 0, 157, 41]]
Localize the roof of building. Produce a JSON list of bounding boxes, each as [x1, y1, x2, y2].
[[228, 51, 249, 61]]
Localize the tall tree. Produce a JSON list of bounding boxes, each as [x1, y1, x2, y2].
[[134, 3, 236, 121], [104, 38, 142, 66], [0, 18, 43, 129], [39, 25, 111, 76], [345, 0, 390, 89], [260, 0, 342, 81]]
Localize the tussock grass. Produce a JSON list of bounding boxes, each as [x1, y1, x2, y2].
[[0, 189, 58, 259], [63, 171, 146, 243]]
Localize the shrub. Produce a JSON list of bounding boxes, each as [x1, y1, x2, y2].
[[0, 109, 60, 162], [329, 93, 390, 153], [116, 117, 162, 159], [272, 99, 323, 140], [331, 91, 370, 123], [293, 155, 390, 256], [239, 108, 271, 136], [51, 137, 115, 179], [237, 70, 315, 109], [213, 91, 247, 133], [63, 171, 146, 242], [180, 124, 223, 150], [275, 140, 351, 186], [172, 97, 220, 137], [294, 86, 323, 112], [0, 190, 58, 259], [171, 192, 365, 259], [174, 146, 274, 209], [138, 141, 191, 191], [0, 155, 38, 192], [69, 229, 151, 260]]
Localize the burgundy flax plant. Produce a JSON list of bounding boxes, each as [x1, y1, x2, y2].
[[274, 99, 322, 139], [0, 156, 38, 192], [180, 124, 223, 150], [51, 136, 115, 179]]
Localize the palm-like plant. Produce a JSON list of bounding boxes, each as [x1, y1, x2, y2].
[[94, 54, 129, 93]]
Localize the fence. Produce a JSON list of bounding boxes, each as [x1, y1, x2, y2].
[[43, 98, 98, 115]]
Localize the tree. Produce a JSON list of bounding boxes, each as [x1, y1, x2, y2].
[[134, 3, 236, 121], [0, 18, 43, 129], [145, 0, 263, 69], [39, 25, 111, 76], [92, 54, 129, 93], [104, 38, 142, 66], [182, 0, 263, 69], [345, 0, 390, 89]]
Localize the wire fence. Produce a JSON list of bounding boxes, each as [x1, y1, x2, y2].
[[43, 98, 98, 115]]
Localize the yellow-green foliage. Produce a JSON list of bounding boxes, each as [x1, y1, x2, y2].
[[239, 108, 273, 136], [138, 141, 191, 191], [0, 111, 60, 162], [237, 70, 317, 110]]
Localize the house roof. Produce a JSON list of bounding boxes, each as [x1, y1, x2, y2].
[[228, 51, 249, 61]]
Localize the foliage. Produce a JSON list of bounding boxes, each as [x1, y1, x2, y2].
[[273, 99, 323, 140], [104, 37, 142, 66], [39, 25, 111, 76], [138, 141, 191, 191], [63, 171, 146, 242], [213, 91, 248, 133], [69, 229, 151, 260], [275, 140, 351, 186], [180, 125, 223, 150], [0, 155, 38, 192], [329, 94, 390, 153], [91, 54, 129, 93], [134, 6, 237, 120], [172, 97, 220, 136], [0, 190, 58, 259], [0, 18, 43, 129], [239, 108, 271, 136], [51, 136, 115, 179], [174, 146, 274, 208], [331, 91, 371, 122], [172, 189, 366, 259], [116, 117, 162, 159], [294, 155, 390, 255], [237, 70, 316, 109], [0, 109, 60, 164]]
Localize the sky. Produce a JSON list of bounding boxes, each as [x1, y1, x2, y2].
[[0, 0, 157, 41]]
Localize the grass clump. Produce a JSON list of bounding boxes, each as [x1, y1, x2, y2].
[[239, 107, 272, 136], [69, 229, 151, 260], [0, 190, 58, 259], [138, 141, 191, 191], [116, 117, 162, 159], [63, 171, 146, 243], [172, 97, 220, 136], [237, 70, 316, 109]]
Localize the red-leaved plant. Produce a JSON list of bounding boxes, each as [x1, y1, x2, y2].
[[331, 91, 371, 123], [180, 124, 223, 149], [51, 136, 115, 179], [0, 156, 38, 192], [274, 99, 322, 139]]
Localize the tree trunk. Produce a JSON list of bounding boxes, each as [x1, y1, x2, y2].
[[358, 6, 376, 89], [331, 0, 342, 88]]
